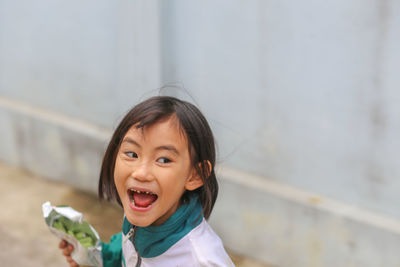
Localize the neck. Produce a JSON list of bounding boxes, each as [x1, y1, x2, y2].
[[123, 193, 203, 258]]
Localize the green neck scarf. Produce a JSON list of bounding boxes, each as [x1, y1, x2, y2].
[[123, 193, 203, 258]]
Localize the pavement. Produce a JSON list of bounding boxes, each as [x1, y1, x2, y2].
[[0, 162, 270, 267]]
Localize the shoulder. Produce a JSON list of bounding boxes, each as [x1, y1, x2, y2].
[[141, 219, 235, 266], [186, 219, 235, 266], [154, 219, 235, 266]]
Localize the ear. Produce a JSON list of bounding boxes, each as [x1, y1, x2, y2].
[[185, 172, 203, 191], [184, 161, 212, 191]]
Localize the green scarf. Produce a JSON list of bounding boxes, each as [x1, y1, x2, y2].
[[122, 193, 203, 258]]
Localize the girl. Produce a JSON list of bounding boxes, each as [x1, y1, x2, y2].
[[60, 96, 234, 266]]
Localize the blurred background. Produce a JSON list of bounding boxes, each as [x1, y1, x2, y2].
[[0, 1, 400, 266]]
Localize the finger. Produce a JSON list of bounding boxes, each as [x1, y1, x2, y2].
[[59, 240, 67, 249], [67, 244, 74, 252], [62, 248, 71, 256], [66, 256, 79, 267]]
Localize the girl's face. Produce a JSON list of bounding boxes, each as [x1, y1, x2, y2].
[[114, 116, 203, 227]]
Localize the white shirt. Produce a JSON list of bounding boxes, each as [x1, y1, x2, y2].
[[122, 219, 235, 267]]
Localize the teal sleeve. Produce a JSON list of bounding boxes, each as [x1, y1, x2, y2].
[[101, 232, 123, 267]]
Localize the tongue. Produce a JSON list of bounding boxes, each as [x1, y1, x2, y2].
[[133, 192, 157, 207]]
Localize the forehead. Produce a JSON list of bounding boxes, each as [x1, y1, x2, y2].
[[123, 116, 188, 147]]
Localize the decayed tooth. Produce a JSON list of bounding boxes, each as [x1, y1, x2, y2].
[[130, 189, 153, 195]]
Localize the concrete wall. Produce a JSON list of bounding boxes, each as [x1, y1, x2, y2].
[[1, 0, 400, 266], [161, 0, 400, 219], [0, 0, 161, 128], [161, 1, 400, 265]]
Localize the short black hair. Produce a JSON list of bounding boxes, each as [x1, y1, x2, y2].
[[98, 96, 218, 219]]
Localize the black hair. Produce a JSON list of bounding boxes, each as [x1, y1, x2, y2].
[[98, 96, 218, 219]]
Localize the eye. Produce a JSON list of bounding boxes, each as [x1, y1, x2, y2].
[[125, 152, 138, 158], [157, 157, 171, 164]]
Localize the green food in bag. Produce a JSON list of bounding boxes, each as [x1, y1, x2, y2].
[[52, 216, 96, 248], [42, 201, 102, 266]]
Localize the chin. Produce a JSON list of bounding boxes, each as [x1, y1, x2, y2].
[[125, 213, 153, 227]]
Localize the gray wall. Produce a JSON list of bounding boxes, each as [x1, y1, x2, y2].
[[1, 1, 400, 266], [161, 0, 400, 220], [0, 0, 161, 128]]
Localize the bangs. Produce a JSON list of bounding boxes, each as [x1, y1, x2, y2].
[[123, 102, 189, 152]]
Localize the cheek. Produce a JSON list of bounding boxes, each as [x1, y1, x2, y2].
[[161, 169, 189, 194], [113, 160, 125, 192]]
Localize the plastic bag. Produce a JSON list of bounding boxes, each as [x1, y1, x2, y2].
[[42, 201, 103, 266]]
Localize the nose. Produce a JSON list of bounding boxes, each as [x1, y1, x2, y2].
[[131, 161, 154, 182]]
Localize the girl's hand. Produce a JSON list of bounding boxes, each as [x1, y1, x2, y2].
[[59, 240, 80, 267]]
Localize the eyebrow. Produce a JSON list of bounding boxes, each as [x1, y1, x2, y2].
[[122, 137, 141, 148], [155, 145, 180, 155], [121, 137, 180, 155]]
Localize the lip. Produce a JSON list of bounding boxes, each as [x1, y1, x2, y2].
[[127, 186, 158, 212]]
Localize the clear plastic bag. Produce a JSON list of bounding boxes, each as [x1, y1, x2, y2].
[[42, 201, 103, 266]]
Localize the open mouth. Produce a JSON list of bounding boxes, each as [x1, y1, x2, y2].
[[128, 189, 158, 208]]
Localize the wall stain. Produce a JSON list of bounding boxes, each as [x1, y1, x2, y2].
[[366, 0, 390, 194]]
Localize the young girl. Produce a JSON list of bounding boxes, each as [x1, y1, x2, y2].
[[59, 96, 234, 266]]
